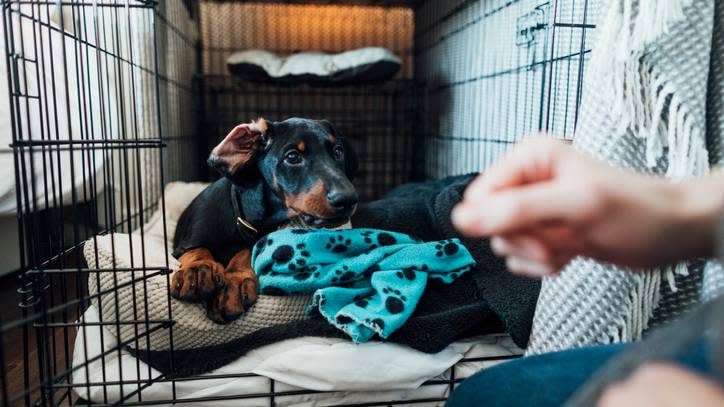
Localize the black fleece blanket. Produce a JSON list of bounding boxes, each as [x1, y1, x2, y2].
[[132, 174, 540, 377]]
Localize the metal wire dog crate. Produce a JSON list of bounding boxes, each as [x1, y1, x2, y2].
[[0, 0, 600, 405]]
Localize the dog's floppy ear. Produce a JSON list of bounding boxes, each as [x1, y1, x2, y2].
[[317, 119, 359, 180], [208, 118, 269, 179]]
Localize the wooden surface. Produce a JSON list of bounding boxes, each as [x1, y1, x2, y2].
[[1, 271, 82, 407]]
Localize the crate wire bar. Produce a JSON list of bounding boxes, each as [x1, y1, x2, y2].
[[0, 0, 598, 406], [1, 0, 182, 405], [416, 0, 600, 178]]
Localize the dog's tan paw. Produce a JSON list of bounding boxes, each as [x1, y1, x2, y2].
[[205, 269, 259, 324], [170, 259, 225, 302]]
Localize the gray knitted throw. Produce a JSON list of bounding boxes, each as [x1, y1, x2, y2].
[[527, 0, 724, 355]]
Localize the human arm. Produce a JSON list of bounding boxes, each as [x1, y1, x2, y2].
[[451, 137, 724, 277]]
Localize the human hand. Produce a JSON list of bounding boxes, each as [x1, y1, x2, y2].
[[451, 136, 722, 277], [598, 363, 724, 407]]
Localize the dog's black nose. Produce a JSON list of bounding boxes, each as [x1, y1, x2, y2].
[[327, 190, 358, 210]]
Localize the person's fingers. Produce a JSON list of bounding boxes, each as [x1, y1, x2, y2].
[[464, 136, 567, 199], [491, 236, 549, 262], [491, 235, 575, 271], [463, 140, 545, 198], [525, 225, 587, 256], [453, 181, 582, 236], [505, 256, 557, 277]]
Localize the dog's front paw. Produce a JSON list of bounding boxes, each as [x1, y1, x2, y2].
[[205, 269, 259, 324], [170, 260, 225, 302]]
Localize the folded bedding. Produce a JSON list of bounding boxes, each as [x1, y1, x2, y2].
[[254, 228, 475, 343], [72, 305, 523, 406], [127, 175, 540, 377], [226, 47, 402, 85]]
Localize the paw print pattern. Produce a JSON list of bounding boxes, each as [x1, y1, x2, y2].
[[395, 264, 428, 281], [396, 267, 417, 281], [255, 237, 274, 255], [434, 240, 460, 257], [326, 235, 352, 253], [283, 246, 314, 275], [293, 269, 313, 280], [355, 298, 370, 308], [369, 318, 385, 330], [382, 287, 407, 314], [450, 265, 471, 280], [361, 231, 375, 248], [295, 245, 310, 266], [296, 243, 311, 259], [336, 315, 354, 324], [272, 245, 294, 263], [360, 231, 396, 249], [292, 267, 319, 280], [363, 264, 381, 279], [258, 264, 273, 276], [377, 232, 397, 246], [332, 265, 356, 283], [292, 264, 320, 282], [363, 317, 385, 331]]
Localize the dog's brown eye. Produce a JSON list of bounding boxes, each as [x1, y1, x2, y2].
[[333, 145, 344, 160], [284, 150, 302, 165]]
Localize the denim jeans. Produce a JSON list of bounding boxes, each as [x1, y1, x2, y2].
[[446, 339, 712, 407]]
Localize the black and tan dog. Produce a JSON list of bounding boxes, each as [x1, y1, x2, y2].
[[171, 117, 359, 323]]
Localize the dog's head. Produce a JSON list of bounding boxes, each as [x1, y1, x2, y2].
[[208, 117, 359, 228]]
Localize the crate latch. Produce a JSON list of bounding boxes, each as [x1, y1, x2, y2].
[[516, 4, 549, 47]]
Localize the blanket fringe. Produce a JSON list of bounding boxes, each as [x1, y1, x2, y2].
[[590, 0, 708, 180], [584, 0, 701, 343], [620, 260, 694, 341], [615, 270, 660, 342], [605, 263, 691, 343]]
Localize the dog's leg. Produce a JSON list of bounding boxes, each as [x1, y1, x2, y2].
[[170, 248, 226, 302], [206, 248, 259, 324]]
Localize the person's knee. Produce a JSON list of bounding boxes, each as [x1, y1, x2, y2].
[[446, 345, 626, 407], [446, 369, 497, 407]]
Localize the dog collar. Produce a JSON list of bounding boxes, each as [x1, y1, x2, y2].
[[230, 186, 259, 241], [236, 216, 258, 234]]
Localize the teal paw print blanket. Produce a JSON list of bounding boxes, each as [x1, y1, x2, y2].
[[251, 228, 475, 343]]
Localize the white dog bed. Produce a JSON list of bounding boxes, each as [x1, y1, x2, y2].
[[227, 47, 402, 84], [72, 303, 522, 406], [84, 182, 313, 351]]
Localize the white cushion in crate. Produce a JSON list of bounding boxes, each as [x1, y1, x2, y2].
[[84, 182, 312, 351], [227, 47, 402, 84]]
